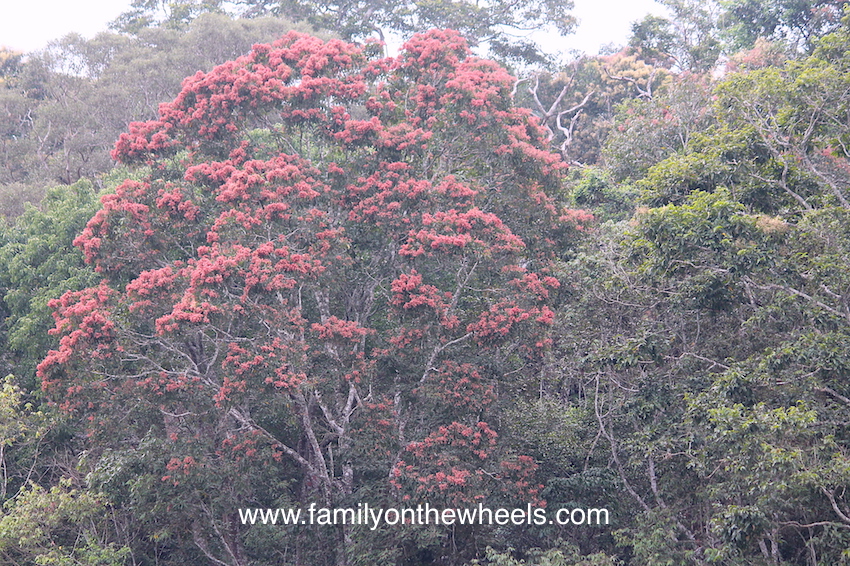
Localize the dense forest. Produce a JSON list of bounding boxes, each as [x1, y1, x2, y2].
[[2, 0, 850, 564]]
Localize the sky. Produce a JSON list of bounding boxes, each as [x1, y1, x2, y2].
[[0, 0, 669, 56]]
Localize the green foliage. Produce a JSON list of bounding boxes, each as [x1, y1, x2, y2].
[[0, 478, 129, 566], [712, 30, 850, 212], [630, 16, 680, 67], [719, 0, 846, 53], [0, 375, 48, 503], [631, 189, 765, 285], [469, 543, 620, 566], [548, 126, 850, 560], [628, 0, 722, 72], [603, 77, 714, 182], [0, 49, 23, 88], [0, 180, 100, 388], [569, 167, 639, 222], [613, 510, 699, 566]]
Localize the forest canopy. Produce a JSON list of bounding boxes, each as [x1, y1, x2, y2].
[[2, 2, 850, 566]]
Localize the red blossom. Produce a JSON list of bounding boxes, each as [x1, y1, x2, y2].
[[43, 29, 575, 511]]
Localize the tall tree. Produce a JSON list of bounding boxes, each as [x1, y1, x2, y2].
[[720, 0, 847, 52], [37, 30, 589, 566], [629, 0, 723, 72]]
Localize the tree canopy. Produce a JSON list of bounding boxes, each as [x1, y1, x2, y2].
[[34, 29, 590, 566]]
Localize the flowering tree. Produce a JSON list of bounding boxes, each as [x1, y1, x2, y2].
[[38, 29, 589, 565]]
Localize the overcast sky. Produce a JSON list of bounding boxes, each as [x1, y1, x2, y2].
[[0, 0, 668, 56]]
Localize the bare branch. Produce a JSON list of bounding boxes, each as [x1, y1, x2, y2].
[[822, 487, 850, 525], [605, 65, 658, 99], [814, 386, 850, 408]]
